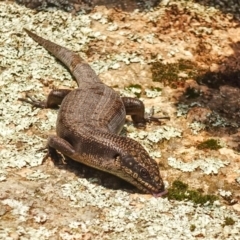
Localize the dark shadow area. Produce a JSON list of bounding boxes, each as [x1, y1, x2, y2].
[[181, 41, 240, 128], [195, 41, 240, 88], [196, 70, 240, 89], [148, 1, 240, 138], [195, 0, 240, 21], [152, 46, 240, 132], [13, 0, 240, 17], [49, 153, 140, 193], [150, 1, 240, 150], [15, 0, 161, 13], [177, 82, 240, 151]]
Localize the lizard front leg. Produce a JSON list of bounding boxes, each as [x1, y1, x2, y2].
[[19, 89, 72, 108], [46, 135, 76, 163], [121, 97, 170, 127], [48, 135, 75, 156]]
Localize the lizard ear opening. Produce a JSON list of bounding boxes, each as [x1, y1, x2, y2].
[[114, 154, 121, 161], [114, 154, 122, 167]]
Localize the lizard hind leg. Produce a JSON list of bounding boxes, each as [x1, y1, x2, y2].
[[47, 135, 76, 164], [48, 135, 76, 156], [18, 93, 47, 108]]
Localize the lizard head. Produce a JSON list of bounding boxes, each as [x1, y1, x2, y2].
[[113, 137, 166, 196]]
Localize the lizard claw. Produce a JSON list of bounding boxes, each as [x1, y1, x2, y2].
[[134, 115, 170, 128], [36, 145, 56, 164], [18, 94, 46, 108], [47, 146, 66, 165], [147, 116, 170, 123], [40, 146, 66, 165], [144, 107, 170, 124]]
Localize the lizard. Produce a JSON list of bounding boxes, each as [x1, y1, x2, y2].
[[19, 29, 167, 196]]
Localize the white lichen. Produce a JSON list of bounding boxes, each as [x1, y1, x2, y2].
[[26, 170, 50, 180], [0, 170, 7, 182], [176, 103, 190, 117], [236, 177, 240, 185], [218, 189, 232, 198], [2, 199, 30, 221], [189, 121, 206, 135], [145, 126, 182, 142], [168, 157, 229, 174], [145, 88, 162, 98], [107, 23, 119, 31]]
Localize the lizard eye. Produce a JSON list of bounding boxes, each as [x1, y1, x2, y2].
[[140, 168, 149, 178]]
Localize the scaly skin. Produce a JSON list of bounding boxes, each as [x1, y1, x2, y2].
[[20, 29, 166, 195]]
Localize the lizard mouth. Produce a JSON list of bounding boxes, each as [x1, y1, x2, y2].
[[138, 181, 167, 197], [152, 189, 168, 198]]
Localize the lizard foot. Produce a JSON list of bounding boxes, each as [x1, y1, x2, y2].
[[134, 115, 170, 128], [145, 107, 170, 124], [47, 146, 66, 165], [18, 94, 46, 108], [147, 115, 170, 123], [37, 145, 65, 165], [36, 145, 64, 165]]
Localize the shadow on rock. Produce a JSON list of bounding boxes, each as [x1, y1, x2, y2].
[[16, 0, 161, 12]]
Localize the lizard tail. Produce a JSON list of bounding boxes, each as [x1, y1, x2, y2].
[[24, 28, 101, 85]]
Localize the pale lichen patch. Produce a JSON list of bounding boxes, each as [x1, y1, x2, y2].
[[168, 157, 229, 174]]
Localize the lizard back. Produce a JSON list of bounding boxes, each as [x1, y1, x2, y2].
[[58, 84, 126, 137]]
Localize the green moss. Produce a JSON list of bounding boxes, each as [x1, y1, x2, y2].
[[167, 180, 218, 205], [150, 86, 162, 92], [178, 59, 195, 73], [151, 61, 178, 83], [197, 139, 222, 150], [152, 59, 240, 89], [190, 224, 196, 232], [223, 217, 235, 226], [127, 84, 142, 89], [172, 180, 188, 191], [151, 59, 199, 87]]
